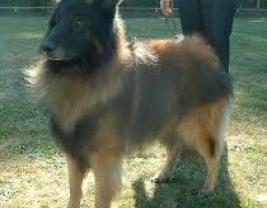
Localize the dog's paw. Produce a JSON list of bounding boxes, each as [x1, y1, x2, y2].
[[192, 188, 216, 198], [67, 202, 80, 208]]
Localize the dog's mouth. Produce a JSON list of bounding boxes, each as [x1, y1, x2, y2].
[[41, 44, 77, 62], [45, 56, 84, 68], [44, 52, 74, 62]]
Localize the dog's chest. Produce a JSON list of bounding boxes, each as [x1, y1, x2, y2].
[[50, 84, 90, 132]]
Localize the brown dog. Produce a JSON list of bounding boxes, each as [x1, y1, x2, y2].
[[27, 0, 233, 207]]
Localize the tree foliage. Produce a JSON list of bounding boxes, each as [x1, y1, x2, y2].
[[0, 0, 49, 6], [0, 0, 266, 8]]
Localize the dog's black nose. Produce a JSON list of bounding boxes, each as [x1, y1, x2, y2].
[[41, 41, 56, 53]]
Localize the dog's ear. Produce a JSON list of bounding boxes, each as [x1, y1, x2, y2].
[[51, 0, 61, 7], [101, 0, 122, 10], [99, 0, 122, 15]]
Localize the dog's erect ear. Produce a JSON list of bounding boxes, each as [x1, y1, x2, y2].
[[51, 0, 60, 7], [101, 0, 122, 12]]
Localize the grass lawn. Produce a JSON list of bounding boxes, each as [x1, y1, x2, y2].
[[0, 14, 266, 208]]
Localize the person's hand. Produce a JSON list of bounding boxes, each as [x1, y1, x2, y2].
[[160, 0, 173, 16]]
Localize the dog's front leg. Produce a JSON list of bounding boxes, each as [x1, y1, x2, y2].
[[67, 155, 86, 208], [90, 149, 122, 208]]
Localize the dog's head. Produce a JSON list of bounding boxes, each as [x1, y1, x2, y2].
[[42, 0, 122, 69]]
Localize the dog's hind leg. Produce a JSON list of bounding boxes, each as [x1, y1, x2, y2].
[[90, 149, 122, 208], [195, 106, 228, 195], [67, 155, 87, 208], [196, 99, 231, 195], [153, 134, 182, 183], [195, 132, 221, 195]]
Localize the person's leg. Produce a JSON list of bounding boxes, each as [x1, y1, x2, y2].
[[201, 0, 237, 72], [178, 0, 203, 35]]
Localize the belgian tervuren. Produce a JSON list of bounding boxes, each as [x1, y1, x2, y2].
[[27, 0, 233, 207]]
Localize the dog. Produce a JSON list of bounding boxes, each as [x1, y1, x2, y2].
[[27, 0, 233, 207]]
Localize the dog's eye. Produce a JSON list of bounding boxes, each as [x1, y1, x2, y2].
[[72, 13, 82, 21], [73, 20, 85, 33], [71, 13, 85, 33]]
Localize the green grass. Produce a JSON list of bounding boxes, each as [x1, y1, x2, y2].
[[0, 15, 266, 208]]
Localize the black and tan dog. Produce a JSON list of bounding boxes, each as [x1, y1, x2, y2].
[[27, 0, 233, 207]]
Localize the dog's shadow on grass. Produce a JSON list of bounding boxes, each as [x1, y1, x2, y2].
[[132, 148, 241, 208]]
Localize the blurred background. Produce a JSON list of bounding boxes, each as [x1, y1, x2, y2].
[[0, 0, 267, 16], [0, 1, 266, 208]]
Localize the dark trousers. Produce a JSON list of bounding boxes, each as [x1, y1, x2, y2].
[[178, 0, 237, 72]]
